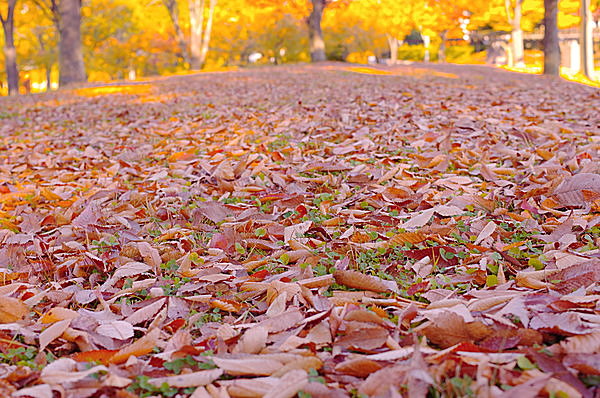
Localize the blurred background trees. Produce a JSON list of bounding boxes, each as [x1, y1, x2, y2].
[[0, 0, 18, 94], [0, 0, 598, 94]]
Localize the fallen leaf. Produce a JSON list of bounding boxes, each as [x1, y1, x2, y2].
[[96, 321, 135, 340], [421, 312, 491, 348], [553, 173, 600, 206], [41, 358, 108, 384], [234, 325, 268, 354], [148, 369, 223, 388], [264, 369, 308, 398], [39, 319, 71, 351], [0, 296, 28, 323], [109, 327, 161, 364], [334, 270, 396, 293], [212, 356, 283, 376]]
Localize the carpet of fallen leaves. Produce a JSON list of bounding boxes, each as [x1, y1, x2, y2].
[[0, 63, 600, 398]]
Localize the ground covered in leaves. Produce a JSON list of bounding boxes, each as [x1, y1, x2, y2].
[[1, 63, 600, 397]]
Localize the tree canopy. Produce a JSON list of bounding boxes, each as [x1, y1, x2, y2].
[[0, 0, 599, 93]]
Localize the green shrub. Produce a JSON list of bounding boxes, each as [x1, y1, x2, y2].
[[445, 45, 475, 62], [397, 44, 439, 62]]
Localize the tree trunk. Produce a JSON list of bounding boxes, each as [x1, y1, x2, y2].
[[198, 0, 216, 68], [505, 0, 524, 67], [512, 0, 524, 66], [438, 30, 447, 63], [163, 0, 191, 67], [189, 0, 205, 70], [39, 32, 53, 91], [58, 0, 86, 86], [386, 34, 398, 64], [308, 0, 326, 62], [543, 0, 560, 76], [45, 65, 52, 91], [580, 0, 595, 79], [0, 0, 19, 96]]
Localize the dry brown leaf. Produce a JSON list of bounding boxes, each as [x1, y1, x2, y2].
[[553, 173, 600, 206], [515, 270, 559, 289], [474, 220, 496, 245], [284, 221, 312, 243], [96, 321, 135, 340], [40, 358, 108, 384], [386, 231, 427, 247], [529, 312, 592, 335], [271, 356, 322, 377], [258, 308, 304, 333], [559, 332, 600, 354], [333, 270, 395, 293], [234, 325, 267, 354], [421, 313, 491, 348], [39, 319, 71, 351], [12, 384, 54, 398], [136, 241, 162, 271], [335, 322, 389, 351], [563, 354, 600, 375], [467, 294, 519, 312], [400, 208, 435, 230], [148, 369, 223, 388], [39, 307, 79, 324], [0, 296, 28, 324], [358, 365, 407, 396], [221, 377, 277, 397], [124, 297, 166, 325], [334, 357, 383, 377], [297, 274, 334, 289], [212, 357, 283, 376], [112, 261, 152, 280], [109, 327, 161, 364], [496, 375, 550, 398], [263, 369, 308, 398]]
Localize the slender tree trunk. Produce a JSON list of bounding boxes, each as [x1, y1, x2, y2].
[[438, 30, 447, 63], [580, 0, 595, 79], [386, 34, 398, 64], [543, 0, 560, 75], [163, 0, 190, 67], [505, 0, 524, 67], [512, 0, 524, 66], [308, 0, 326, 62], [189, 0, 205, 70], [45, 65, 52, 91], [36, 31, 53, 91], [58, 0, 86, 86], [198, 0, 216, 68], [0, 0, 19, 96]]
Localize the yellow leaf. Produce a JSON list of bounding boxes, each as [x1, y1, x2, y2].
[[40, 188, 61, 201]]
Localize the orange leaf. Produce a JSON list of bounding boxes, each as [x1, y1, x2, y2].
[[350, 231, 372, 244], [72, 349, 118, 364], [386, 231, 427, 247], [535, 148, 553, 160], [109, 328, 161, 364], [168, 151, 195, 162], [500, 240, 527, 252], [210, 299, 244, 313]]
